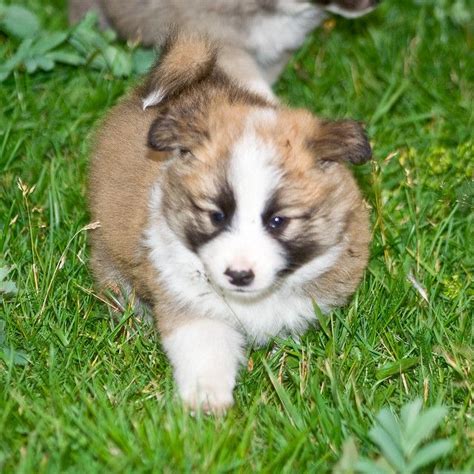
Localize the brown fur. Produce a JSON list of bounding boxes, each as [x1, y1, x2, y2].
[[89, 34, 371, 347]]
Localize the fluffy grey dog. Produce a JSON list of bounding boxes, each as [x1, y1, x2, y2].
[[69, 0, 379, 98]]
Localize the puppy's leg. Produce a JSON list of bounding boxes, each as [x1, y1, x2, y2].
[[89, 240, 150, 319], [218, 44, 276, 102], [260, 51, 294, 85], [162, 318, 245, 413]]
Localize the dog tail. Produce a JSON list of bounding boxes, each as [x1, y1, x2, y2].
[[142, 30, 218, 110]]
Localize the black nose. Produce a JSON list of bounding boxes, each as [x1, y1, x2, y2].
[[224, 268, 255, 287]]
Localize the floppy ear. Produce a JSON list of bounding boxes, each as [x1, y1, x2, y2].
[[147, 105, 209, 152], [308, 119, 372, 165]]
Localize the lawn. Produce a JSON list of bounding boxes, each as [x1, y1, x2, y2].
[[0, 0, 472, 472]]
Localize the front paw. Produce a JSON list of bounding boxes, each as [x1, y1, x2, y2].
[[161, 318, 245, 415], [179, 375, 235, 414]]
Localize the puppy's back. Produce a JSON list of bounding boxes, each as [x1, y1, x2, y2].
[[88, 91, 162, 273], [88, 32, 222, 287]]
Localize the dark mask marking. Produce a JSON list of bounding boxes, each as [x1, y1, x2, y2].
[[184, 181, 236, 253], [262, 191, 325, 275]]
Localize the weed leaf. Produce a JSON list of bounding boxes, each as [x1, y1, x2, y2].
[[407, 439, 454, 472], [0, 266, 18, 297], [400, 399, 422, 434], [403, 406, 448, 456], [32, 31, 68, 55], [340, 400, 453, 473], [0, 346, 30, 366], [0, 320, 28, 366], [354, 458, 390, 474], [0, 4, 40, 39], [369, 425, 406, 472], [375, 408, 402, 447], [45, 50, 85, 66], [132, 48, 156, 74]]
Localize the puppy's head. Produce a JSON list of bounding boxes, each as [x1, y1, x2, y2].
[[145, 34, 371, 298], [317, 0, 380, 18]]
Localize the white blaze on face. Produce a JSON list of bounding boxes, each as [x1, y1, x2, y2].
[[198, 110, 287, 295]]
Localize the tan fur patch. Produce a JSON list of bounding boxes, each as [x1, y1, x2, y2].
[[89, 33, 372, 337]]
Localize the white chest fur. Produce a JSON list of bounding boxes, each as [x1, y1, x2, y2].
[[145, 189, 341, 345]]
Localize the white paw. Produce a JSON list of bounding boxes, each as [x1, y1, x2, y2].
[[179, 375, 235, 414], [162, 319, 245, 415]]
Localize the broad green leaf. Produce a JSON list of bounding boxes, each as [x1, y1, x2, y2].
[[369, 425, 406, 472], [102, 28, 117, 42], [36, 56, 55, 71], [400, 399, 422, 435], [102, 46, 132, 76], [89, 54, 107, 72], [0, 279, 17, 295], [0, 268, 8, 280], [0, 48, 27, 82], [354, 458, 390, 474], [24, 57, 39, 74], [0, 37, 35, 78], [375, 408, 402, 447], [132, 48, 156, 75], [45, 50, 85, 66], [0, 347, 29, 366], [10, 37, 35, 63], [0, 5, 40, 39], [0, 266, 17, 295], [407, 439, 454, 471], [69, 10, 100, 39], [403, 406, 448, 456], [69, 12, 109, 53], [31, 31, 68, 55]]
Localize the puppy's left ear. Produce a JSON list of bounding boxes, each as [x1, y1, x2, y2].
[[308, 120, 372, 165]]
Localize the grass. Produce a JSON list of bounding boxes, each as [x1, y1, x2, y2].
[[0, 0, 472, 472]]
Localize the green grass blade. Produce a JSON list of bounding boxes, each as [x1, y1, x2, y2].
[[262, 359, 305, 431]]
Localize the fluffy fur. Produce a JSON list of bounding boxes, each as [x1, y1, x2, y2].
[[88, 33, 372, 412], [70, 0, 380, 97]]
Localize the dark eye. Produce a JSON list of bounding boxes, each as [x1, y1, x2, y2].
[[210, 211, 226, 225], [267, 215, 287, 231]]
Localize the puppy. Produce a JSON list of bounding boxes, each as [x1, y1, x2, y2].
[[88, 32, 372, 412], [70, 0, 380, 98]]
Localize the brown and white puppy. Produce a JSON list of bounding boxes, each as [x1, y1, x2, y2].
[[70, 0, 380, 99], [88, 33, 372, 412]]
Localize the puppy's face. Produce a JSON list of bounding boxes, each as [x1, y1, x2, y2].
[[149, 101, 371, 299]]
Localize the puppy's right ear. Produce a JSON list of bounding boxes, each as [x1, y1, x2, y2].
[[142, 31, 218, 110], [147, 106, 209, 153]]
